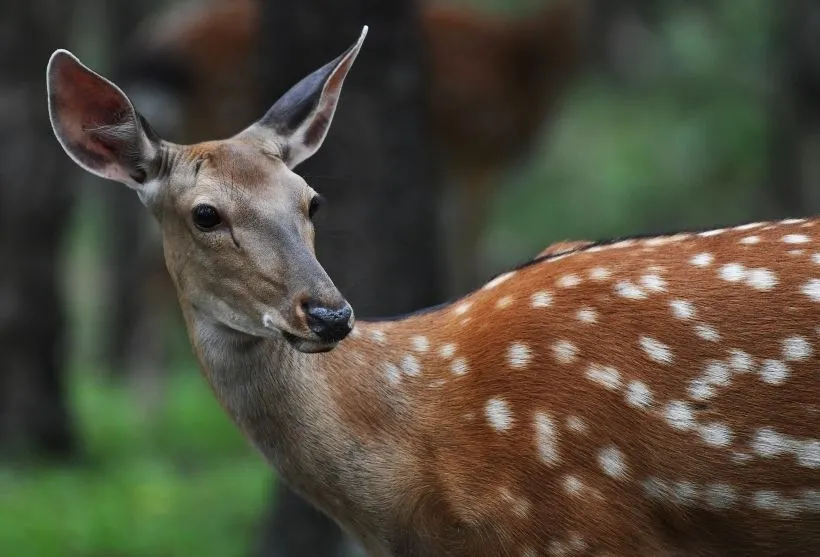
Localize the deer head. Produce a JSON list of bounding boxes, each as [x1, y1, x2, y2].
[[47, 27, 369, 353]]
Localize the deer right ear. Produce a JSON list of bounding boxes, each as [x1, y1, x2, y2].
[[46, 50, 163, 198], [245, 26, 368, 169]]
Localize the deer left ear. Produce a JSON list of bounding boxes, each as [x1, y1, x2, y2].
[[246, 25, 368, 169]]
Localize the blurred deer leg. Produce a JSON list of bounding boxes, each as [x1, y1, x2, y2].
[[256, 482, 357, 557]]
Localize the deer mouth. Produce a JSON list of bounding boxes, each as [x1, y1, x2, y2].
[[281, 331, 339, 353]]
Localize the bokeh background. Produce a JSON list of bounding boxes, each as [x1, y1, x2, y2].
[[1, 0, 819, 556]]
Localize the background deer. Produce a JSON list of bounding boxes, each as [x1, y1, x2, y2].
[[101, 0, 587, 380], [47, 27, 819, 557]]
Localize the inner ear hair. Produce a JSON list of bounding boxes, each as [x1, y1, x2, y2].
[[87, 112, 164, 184]]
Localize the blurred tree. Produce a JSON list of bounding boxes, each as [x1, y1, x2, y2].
[[97, 0, 173, 381], [591, 0, 660, 82], [768, 0, 820, 216], [254, 1, 445, 556], [0, 0, 76, 459]]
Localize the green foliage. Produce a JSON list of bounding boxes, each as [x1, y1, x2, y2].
[[0, 370, 271, 557], [484, 0, 773, 271]]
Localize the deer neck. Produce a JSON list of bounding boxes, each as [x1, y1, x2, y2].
[[181, 303, 426, 548]]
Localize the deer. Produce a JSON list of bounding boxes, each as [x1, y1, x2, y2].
[[47, 27, 819, 557]]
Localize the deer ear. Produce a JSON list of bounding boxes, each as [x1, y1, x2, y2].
[[46, 49, 163, 195], [249, 26, 368, 168]]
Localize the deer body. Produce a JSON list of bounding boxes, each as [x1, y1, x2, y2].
[[47, 30, 818, 557], [188, 221, 820, 556]]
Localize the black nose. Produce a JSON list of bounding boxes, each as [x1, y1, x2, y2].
[[302, 299, 354, 343]]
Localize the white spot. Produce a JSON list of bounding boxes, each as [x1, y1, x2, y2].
[[411, 335, 429, 352], [783, 233, 810, 244], [642, 477, 668, 500], [484, 271, 514, 290], [669, 481, 698, 506], [530, 291, 552, 308], [803, 489, 820, 511], [640, 336, 673, 364], [751, 427, 793, 458], [688, 378, 715, 401], [534, 412, 560, 466], [760, 359, 789, 385], [485, 398, 512, 431], [499, 487, 531, 518], [586, 363, 621, 390], [691, 253, 713, 267], [735, 221, 764, 231], [732, 451, 753, 464], [348, 326, 361, 338], [694, 324, 721, 342], [644, 236, 671, 247], [796, 440, 820, 469], [615, 280, 646, 300], [450, 357, 468, 376], [577, 307, 598, 323], [719, 263, 746, 282], [640, 274, 666, 292], [548, 541, 569, 557], [384, 362, 401, 384], [401, 354, 421, 376], [552, 340, 578, 364], [567, 533, 586, 552], [699, 228, 726, 237], [598, 446, 627, 479], [496, 295, 513, 309], [625, 380, 653, 408], [802, 279, 820, 301], [783, 336, 812, 361], [740, 235, 761, 245], [704, 484, 737, 509], [665, 400, 695, 431], [507, 342, 532, 369], [454, 302, 472, 316], [782, 218, 807, 225], [439, 343, 456, 359], [589, 267, 611, 281], [612, 239, 637, 249], [703, 360, 731, 386], [698, 422, 733, 447], [752, 490, 778, 510], [563, 475, 583, 495], [557, 274, 581, 288], [790, 249, 806, 256], [746, 268, 778, 290], [670, 299, 696, 320], [729, 349, 753, 372], [369, 329, 387, 344], [812, 253, 820, 265], [566, 416, 587, 434]]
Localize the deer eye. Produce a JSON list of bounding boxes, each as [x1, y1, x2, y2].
[[308, 194, 325, 219], [192, 204, 222, 231]]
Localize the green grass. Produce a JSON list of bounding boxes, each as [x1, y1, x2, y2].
[[0, 369, 272, 557]]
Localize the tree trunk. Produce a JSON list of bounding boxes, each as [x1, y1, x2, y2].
[[591, 0, 659, 81], [768, 0, 820, 217], [0, 0, 77, 460], [97, 0, 174, 379], [255, 1, 444, 555]]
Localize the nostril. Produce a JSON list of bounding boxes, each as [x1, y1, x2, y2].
[[303, 299, 354, 342]]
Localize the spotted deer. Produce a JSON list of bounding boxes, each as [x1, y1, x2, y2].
[[47, 28, 819, 557]]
